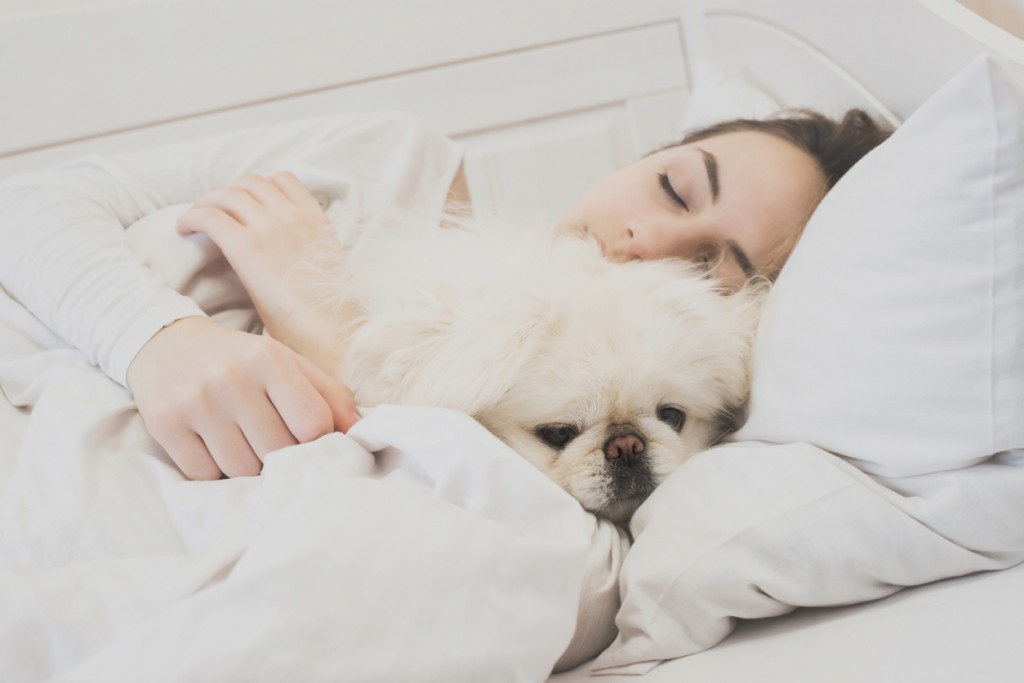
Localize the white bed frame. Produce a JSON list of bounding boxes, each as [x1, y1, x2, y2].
[[3, 0, 1022, 680], [1, 0, 1007, 218], [0, 0, 693, 220]]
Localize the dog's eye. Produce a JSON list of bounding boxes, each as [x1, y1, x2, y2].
[[656, 406, 686, 432], [534, 423, 580, 450]]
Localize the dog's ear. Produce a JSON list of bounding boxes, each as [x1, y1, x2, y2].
[[345, 292, 555, 417], [710, 401, 746, 443]]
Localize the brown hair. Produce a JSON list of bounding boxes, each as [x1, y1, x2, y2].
[[676, 109, 893, 277]]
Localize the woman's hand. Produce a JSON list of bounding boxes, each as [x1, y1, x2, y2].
[[127, 316, 361, 480], [175, 171, 346, 372]]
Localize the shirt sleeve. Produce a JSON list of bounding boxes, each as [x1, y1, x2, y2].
[[0, 111, 463, 387]]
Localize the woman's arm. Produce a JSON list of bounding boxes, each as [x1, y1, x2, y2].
[[0, 112, 456, 382], [0, 111, 463, 478], [176, 164, 473, 376]]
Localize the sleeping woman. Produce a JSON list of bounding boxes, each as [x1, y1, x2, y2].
[[0, 108, 889, 481]]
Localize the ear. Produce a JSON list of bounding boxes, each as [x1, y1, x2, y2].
[[344, 292, 555, 416], [711, 402, 746, 443]]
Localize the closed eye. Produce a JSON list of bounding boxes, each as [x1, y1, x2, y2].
[[658, 172, 688, 211], [697, 244, 723, 272]]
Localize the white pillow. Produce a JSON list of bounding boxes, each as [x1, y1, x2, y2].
[[735, 54, 1024, 477], [592, 442, 1024, 675], [592, 55, 1024, 674]]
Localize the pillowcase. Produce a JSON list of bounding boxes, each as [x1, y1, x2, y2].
[[591, 442, 1024, 675], [734, 54, 1024, 477], [592, 55, 1024, 674]]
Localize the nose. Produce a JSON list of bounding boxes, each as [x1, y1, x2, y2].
[[604, 432, 646, 462], [624, 219, 705, 262]]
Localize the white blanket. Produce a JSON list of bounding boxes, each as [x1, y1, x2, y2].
[[0, 214, 605, 682]]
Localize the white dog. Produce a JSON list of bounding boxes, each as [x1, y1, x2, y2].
[[311, 211, 762, 523]]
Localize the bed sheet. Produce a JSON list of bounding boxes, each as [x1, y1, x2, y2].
[[551, 559, 1024, 682], [0, 260, 598, 681]]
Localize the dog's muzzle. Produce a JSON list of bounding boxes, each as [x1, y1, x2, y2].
[[602, 426, 656, 501], [603, 431, 645, 462]]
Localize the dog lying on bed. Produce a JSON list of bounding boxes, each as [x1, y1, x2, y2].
[[309, 211, 762, 523]]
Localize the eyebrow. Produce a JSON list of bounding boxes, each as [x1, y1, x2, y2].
[[697, 147, 720, 203], [727, 240, 757, 279], [693, 147, 752, 278]]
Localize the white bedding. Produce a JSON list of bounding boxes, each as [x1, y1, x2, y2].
[[4, 52, 1023, 683], [8, 200, 1022, 682], [553, 559, 1024, 683], [0, 236, 599, 681]]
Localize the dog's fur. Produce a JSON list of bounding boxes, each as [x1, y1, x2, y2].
[[312, 211, 762, 523]]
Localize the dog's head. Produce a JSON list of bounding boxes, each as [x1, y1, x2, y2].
[[471, 242, 761, 523], [343, 222, 762, 523]]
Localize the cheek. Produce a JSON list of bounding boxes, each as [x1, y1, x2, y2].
[[643, 421, 717, 476], [570, 171, 642, 221], [568, 188, 613, 224], [542, 434, 608, 486]]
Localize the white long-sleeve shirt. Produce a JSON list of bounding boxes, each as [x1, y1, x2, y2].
[[0, 111, 463, 387]]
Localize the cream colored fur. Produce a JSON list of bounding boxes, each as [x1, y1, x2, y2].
[[317, 212, 762, 522]]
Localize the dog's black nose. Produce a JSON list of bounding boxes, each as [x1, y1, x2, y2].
[[604, 432, 645, 462]]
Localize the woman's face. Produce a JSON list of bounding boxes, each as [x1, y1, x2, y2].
[[558, 130, 827, 288]]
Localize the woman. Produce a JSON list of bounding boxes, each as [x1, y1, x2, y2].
[[0, 109, 889, 480]]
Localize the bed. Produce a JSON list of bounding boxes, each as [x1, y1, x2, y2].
[[2, 1, 1023, 681]]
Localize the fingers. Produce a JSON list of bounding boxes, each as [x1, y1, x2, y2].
[[178, 172, 314, 231], [236, 173, 294, 213], [293, 353, 362, 433], [194, 185, 264, 226], [266, 375, 335, 445], [234, 392, 301, 459], [176, 172, 330, 260], [175, 204, 241, 241], [140, 383, 264, 480], [156, 417, 268, 480], [216, 339, 339, 457], [175, 176, 283, 238], [175, 204, 258, 276], [129, 305, 357, 483], [149, 387, 304, 481], [144, 414, 223, 481], [268, 170, 324, 211], [199, 422, 264, 479], [264, 344, 361, 442]]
